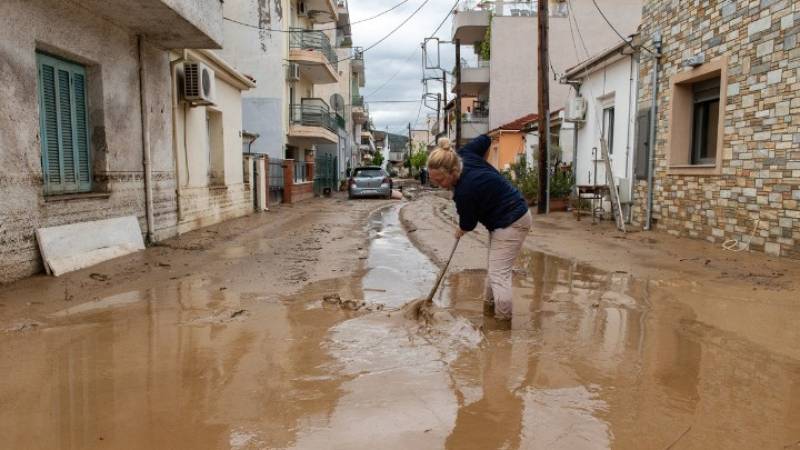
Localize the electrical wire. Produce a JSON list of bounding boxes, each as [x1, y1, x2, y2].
[[413, 0, 460, 126], [363, 0, 457, 100], [226, 0, 430, 64], [223, 0, 413, 33], [369, 0, 459, 128], [367, 100, 423, 103], [352, 0, 431, 60], [589, 0, 654, 55], [364, 47, 420, 97]]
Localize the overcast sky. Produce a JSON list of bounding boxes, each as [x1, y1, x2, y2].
[[348, 0, 465, 135]]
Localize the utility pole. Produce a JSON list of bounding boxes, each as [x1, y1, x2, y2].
[[408, 122, 412, 158], [436, 93, 442, 141], [442, 71, 448, 136], [536, 0, 550, 214], [455, 39, 462, 148]]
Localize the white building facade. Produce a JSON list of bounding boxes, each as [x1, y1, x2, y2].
[[563, 40, 641, 208]]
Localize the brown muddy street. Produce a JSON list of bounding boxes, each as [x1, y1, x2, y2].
[[2, 195, 800, 449]]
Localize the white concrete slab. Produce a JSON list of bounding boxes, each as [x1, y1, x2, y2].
[[36, 216, 145, 276]]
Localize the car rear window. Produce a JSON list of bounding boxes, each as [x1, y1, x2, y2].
[[354, 169, 383, 178]]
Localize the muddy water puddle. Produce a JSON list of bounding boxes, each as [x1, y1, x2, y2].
[[1, 204, 800, 449]]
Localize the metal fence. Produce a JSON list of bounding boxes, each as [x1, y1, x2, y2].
[[314, 154, 337, 196], [294, 160, 308, 183], [288, 28, 338, 70], [269, 158, 284, 204]]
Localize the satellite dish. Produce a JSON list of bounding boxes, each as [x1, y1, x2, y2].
[[330, 94, 345, 115]]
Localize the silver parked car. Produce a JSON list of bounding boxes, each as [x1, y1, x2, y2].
[[348, 166, 393, 199]]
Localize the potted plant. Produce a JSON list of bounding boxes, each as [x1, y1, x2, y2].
[[505, 155, 538, 206], [548, 164, 574, 211]]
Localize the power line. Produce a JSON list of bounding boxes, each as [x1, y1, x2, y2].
[[364, 47, 420, 98], [225, 0, 430, 64], [355, 0, 431, 60], [264, 0, 430, 65], [367, 99, 423, 103], [223, 0, 413, 33], [430, 0, 460, 37], [369, 0, 458, 130], [589, 0, 654, 55], [369, 0, 457, 99]]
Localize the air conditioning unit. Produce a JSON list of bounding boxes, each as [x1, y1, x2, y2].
[[183, 61, 216, 106], [566, 96, 587, 122], [287, 63, 301, 81]]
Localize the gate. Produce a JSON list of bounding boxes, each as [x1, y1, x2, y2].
[[314, 154, 337, 196], [269, 158, 285, 204]]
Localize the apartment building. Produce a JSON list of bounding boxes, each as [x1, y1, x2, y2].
[[450, 0, 642, 141]]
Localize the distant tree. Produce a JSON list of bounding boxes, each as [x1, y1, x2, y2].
[[372, 152, 384, 166], [409, 147, 428, 173]]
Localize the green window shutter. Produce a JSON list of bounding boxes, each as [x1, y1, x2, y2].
[[73, 73, 91, 190], [38, 62, 62, 190], [36, 53, 91, 194]]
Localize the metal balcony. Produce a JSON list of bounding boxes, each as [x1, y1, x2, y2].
[[351, 95, 368, 124], [303, 0, 339, 23], [451, 1, 491, 45], [453, 60, 490, 96], [462, 110, 490, 140], [351, 47, 365, 83], [288, 99, 338, 144], [288, 29, 339, 84]]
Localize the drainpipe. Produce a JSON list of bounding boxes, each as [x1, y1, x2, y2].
[[625, 53, 635, 223], [138, 35, 155, 244], [170, 50, 188, 224], [571, 121, 579, 171], [644, 32, 662, 231]]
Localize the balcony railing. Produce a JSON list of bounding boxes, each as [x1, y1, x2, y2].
[[352, 47, 364, 61], [462, 59, 491, 69], [289, 29, 338, 70], [458, 0, 495, 11], [458, 1, 568, 17], [352, 95, 364, 107], [290, 99, 337, 133], [464, 109, 490, 123]]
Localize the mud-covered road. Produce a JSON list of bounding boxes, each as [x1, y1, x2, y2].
[[1, 193, 799, 450]]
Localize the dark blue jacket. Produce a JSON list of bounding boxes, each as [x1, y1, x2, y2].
[[454, 135, 529, 232]]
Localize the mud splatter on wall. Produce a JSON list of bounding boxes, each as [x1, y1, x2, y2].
[[273, 0, 283, 20], [257, 0, 271, 52]]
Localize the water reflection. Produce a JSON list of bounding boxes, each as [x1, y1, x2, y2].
[[362, 206, 437, 307], [2, 204, 800, 450]]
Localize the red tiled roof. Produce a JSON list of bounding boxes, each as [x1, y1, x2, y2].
[[490, 113, 538, 134]]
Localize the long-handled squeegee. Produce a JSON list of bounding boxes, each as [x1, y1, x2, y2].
[[404, 236, 461, 320]]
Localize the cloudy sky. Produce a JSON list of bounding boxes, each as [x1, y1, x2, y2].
[[348, 0, 467, 135]]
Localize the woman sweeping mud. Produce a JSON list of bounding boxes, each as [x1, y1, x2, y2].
[[427, 135, 532, 322]]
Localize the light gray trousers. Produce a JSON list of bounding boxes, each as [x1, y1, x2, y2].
[[484, 211, 532, 318]]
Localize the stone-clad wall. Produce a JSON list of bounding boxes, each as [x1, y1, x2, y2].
[[632, 0, 800, 258]]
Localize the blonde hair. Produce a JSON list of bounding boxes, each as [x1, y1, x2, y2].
[[427, 138, 462, 177]]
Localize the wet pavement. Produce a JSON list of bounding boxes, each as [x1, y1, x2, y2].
[[1, 203, 800, 449]]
